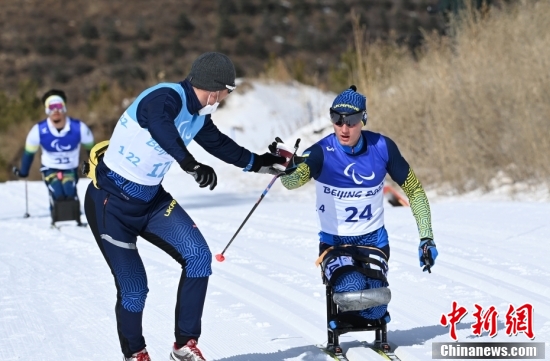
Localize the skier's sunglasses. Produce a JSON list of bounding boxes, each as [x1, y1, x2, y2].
[[48, 103, 64, 111], [330, 109, 365, 127]]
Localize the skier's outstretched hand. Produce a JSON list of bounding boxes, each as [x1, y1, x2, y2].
[[180, 156, 217, 190], [418, 239, 438, 272], [267, 137, 306, 175]]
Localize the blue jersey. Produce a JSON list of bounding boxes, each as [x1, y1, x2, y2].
[[281, 128, 433, 248], [39, 118, 82, 152], [313, 132, 388, 236], [24, 118, 94, 170]]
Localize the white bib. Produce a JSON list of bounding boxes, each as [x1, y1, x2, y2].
[[103, 112, 175, 185], [315, 180, 385, 236]]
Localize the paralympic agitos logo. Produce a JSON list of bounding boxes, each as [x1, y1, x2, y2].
[[50, 139, 72, 151], [344, 163, 375, 185]]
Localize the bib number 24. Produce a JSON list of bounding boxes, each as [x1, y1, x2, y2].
[[345, 204, 372, 222]]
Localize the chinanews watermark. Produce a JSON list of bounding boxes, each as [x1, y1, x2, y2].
[[432, 342, 544, 359], [433, 301, 545, 359]]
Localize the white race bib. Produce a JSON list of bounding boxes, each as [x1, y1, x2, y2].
[[103, 112, 175, 185], [315, 181, 385, 236]]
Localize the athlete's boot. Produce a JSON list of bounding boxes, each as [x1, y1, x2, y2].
[[123, 348, 151, 361], [170, 339, 206, 361]]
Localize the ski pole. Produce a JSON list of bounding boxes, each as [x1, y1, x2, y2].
[[13, 166, 30, 218], [215, 174, 280, 262], [24, 180, 30, 218], [215, 138, 301, 262], [422, 244, 432, 274], [423, 257, 432, 273]]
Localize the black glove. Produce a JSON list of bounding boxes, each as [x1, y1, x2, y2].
[[268, 137, 283, 154], [250, 153, 286, 174], [81, 161, 90, 177], [179, 156, 217, 190], [12, 166, 27, 178]]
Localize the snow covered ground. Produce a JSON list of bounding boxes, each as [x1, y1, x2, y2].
[[1, 80, 549, 360]]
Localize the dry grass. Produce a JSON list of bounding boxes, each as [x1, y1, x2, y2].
[[352, 0, 550, 192], [2, 1, 549, 193]]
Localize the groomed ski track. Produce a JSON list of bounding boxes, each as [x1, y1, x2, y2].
[[1, 167, 550, 361]]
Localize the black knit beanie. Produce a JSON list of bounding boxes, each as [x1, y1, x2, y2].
[[187, 52, 236, 91]]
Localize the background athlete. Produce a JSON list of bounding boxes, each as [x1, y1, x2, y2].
[[13, 89, 94, 225]]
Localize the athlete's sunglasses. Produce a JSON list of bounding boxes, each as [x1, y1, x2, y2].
[[48, 103, 65, 111], [329, 109, 365, 127]]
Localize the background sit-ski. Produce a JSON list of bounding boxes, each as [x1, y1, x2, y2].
[[49, 192, 87, 229]]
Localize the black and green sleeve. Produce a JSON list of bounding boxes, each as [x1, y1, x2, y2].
[[280, 143, 324, 190], [384, 136, 433, 240]]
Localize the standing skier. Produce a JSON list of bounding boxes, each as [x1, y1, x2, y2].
[[83, 52, 285, 361], [13, 89, 94, 225], [277, 85, 438, 326]]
